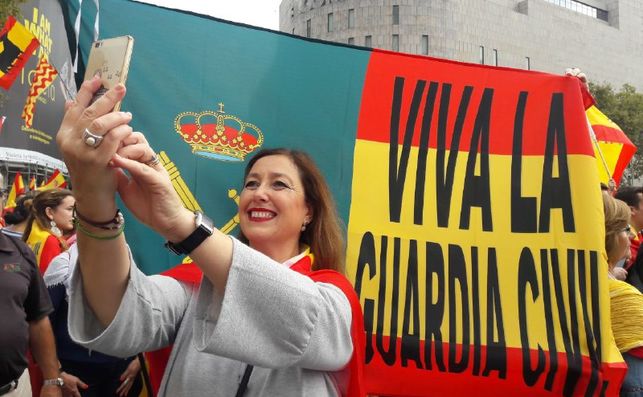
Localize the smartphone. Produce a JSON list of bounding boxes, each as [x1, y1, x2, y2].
[[83, 35, 134, 111]]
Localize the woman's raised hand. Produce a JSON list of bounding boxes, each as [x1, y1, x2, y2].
[[111, 133, 193, 241], [56, 77, 133, 218], [57, 77, 193, 241]]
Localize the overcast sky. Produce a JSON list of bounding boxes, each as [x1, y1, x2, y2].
[[139, 0, 281, 30]]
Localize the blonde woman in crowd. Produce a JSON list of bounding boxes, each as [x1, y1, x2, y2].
[[602, 192, 643, 396]]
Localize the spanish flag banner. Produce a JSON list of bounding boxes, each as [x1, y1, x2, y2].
[[39, 168, 66, 190], [4, 171, 25, 209], [586, 105, 636, 187], [22, 56, 58, 128], [0, 16, 39, 90], [66, 0, 626, 395], [29, 176, 36, 191]]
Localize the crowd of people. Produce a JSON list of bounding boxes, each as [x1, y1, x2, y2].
[[0, 75, 642, 397], [0, 178, 143, 397]]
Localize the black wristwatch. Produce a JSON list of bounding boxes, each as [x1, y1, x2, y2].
[[165, 212, 214, 255]]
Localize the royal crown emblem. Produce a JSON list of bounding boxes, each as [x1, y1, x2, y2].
[[174, 102, 263, 161]]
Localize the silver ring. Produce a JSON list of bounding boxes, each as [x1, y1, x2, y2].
[[145, 153, 161, 167], [82, 128, 104, 148], [122, 377, 130, 385]]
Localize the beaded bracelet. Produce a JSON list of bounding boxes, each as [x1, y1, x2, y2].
[[74, 217, 124, 240], [73, 205, 124, 230]]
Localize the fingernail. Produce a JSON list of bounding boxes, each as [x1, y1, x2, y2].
[[125, 112, 132, 118], [115, 84, 125, 92]]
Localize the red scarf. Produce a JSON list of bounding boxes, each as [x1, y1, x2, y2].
[[147, 256, 366, 397]]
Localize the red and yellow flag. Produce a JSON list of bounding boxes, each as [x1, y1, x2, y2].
[[39, 169, 66, 190], [5, 171, 25, 209], [28, 176, 36, 190], [0, 16, 39, 90], [587, 105, 636, 187], [21, 56, 58, 128]]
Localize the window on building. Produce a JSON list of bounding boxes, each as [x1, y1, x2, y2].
[[543, 0, 608, 21], [327, 13, 333, 32], [348, 37, 355, 45], [365, 35, 372, 47], [525, 56, 531, 70], [348, 8, 355, 29], [392, 34, 399, 51], [479, 45, 485, 64], [306, 19, 311, 38], [392, 5, 399, 25], [493, 49, 498, 66], [421, 35, 429, 55]]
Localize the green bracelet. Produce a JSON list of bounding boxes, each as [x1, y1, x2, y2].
[[74, 218, 124, 240]]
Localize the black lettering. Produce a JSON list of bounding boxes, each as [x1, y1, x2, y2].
[[551, 249, 582, 396], [482, 248, 507, 378], [460, 88, 494, 231], [578, 250, 602, 396], [518, 247, 545, 386], [511, 92, 538, 232], [471, 247, 481, 376], [540, 249, 558, 391], [425, 242, 446, 371], [354, 232, 377, 363], [376, 236, 400, 365], [538, 93, 575, 233], [389, 77, 426, 223], [448, 244, 470, 373], [436, 85, 473, 228], [414, 82, 439, 225], [401, 240, 423, 368]]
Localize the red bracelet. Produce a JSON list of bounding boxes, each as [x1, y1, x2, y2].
[[73, 205, 125, 230]]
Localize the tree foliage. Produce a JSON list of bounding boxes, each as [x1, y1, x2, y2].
[[0, 0, 26, 24], [589, 82, 643, 184]]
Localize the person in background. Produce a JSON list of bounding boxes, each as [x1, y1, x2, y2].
[[0, 173, 7, 227], [44, 244, 142, 397], [23, 189, 75, 273], [602, 192, 643, 397], [56, 78, 365, 396], [2, 192, 37, 239], [0, 223, 67, 397], [615, 187, 643, 290]]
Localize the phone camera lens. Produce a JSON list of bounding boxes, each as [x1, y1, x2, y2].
[[95, 42, 101, 48]]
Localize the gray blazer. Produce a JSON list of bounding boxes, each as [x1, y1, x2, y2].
[[67, 238, 353, 396]]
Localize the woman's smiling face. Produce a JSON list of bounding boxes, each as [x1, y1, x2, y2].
[[239, 154, 311, 256]]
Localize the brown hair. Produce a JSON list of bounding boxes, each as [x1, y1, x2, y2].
[[4, 191, 37, 225], [602, 191, 630, 263], [23, 188, 74, 249], [238, 148, 345, 273]]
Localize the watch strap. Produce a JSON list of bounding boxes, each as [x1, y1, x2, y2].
[[165, 212, 214, 255], [43, 377, 64, 387]]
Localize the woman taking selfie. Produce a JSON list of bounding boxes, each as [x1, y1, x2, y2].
[[56, 77, 364, 396]]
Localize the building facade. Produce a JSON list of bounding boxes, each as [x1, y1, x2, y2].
[[279, 0, 643, 90]]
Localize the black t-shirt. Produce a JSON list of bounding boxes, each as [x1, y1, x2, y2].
[[0, 232, 53, 384]]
